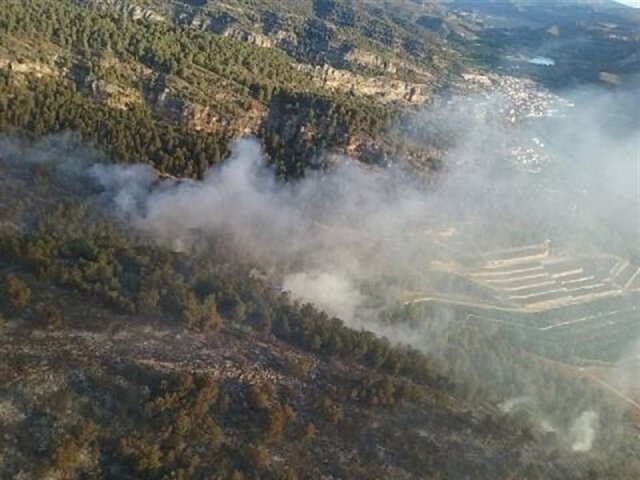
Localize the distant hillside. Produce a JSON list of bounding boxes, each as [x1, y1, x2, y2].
[[1, 0, 637, 179], [447, 0, 640, 87], [0, 0, 468, 180]]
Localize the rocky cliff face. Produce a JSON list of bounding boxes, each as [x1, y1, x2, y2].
[[183, 102, 266, 136], [0, 58, 59, 79], [84, 0, 165, 22], [345, 48, 399, 74], [303, 63, 433, 104], [8, 0, 468, 173], [83, 0, 450, 107]]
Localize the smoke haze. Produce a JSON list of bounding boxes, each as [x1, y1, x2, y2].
[[569, 410, 599, 452], [2, 83, 638, 454], [81, 85, 639, 321]]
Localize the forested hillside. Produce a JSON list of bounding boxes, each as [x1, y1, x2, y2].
[[1, 0, 421, 178], [1, 0, 639, 478]]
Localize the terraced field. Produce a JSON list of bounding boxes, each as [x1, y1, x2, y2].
[[405, 243, 639, 363], [470, 245, 638, 311]]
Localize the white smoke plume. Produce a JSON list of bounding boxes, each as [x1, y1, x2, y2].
[[82, 85, 638, 326], [282, 271, 364, 322], [607, 340, 640, 407], [88, 136, 436, 322], [569, 410, 599, 452], [498, 396, 531, 413]]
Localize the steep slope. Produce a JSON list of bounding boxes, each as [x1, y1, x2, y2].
[[1, 0, 472, 180], [0, 142, 615, 480], [1, 134, 638, 479]]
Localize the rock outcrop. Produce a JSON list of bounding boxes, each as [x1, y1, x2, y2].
[[302, 63, 432, 104]]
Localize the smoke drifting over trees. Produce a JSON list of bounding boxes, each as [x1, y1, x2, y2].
[[75, 85, 638, 321], [2, 84, 638, 456]]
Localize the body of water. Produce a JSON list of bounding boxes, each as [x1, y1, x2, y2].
[[528, 56, 555, 66]]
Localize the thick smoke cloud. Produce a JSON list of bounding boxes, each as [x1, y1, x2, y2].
[[5, 85, 636, 325], [2, 83, 637, 454], [83, 85, 638, 323], [90, 137, 433, 320]]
